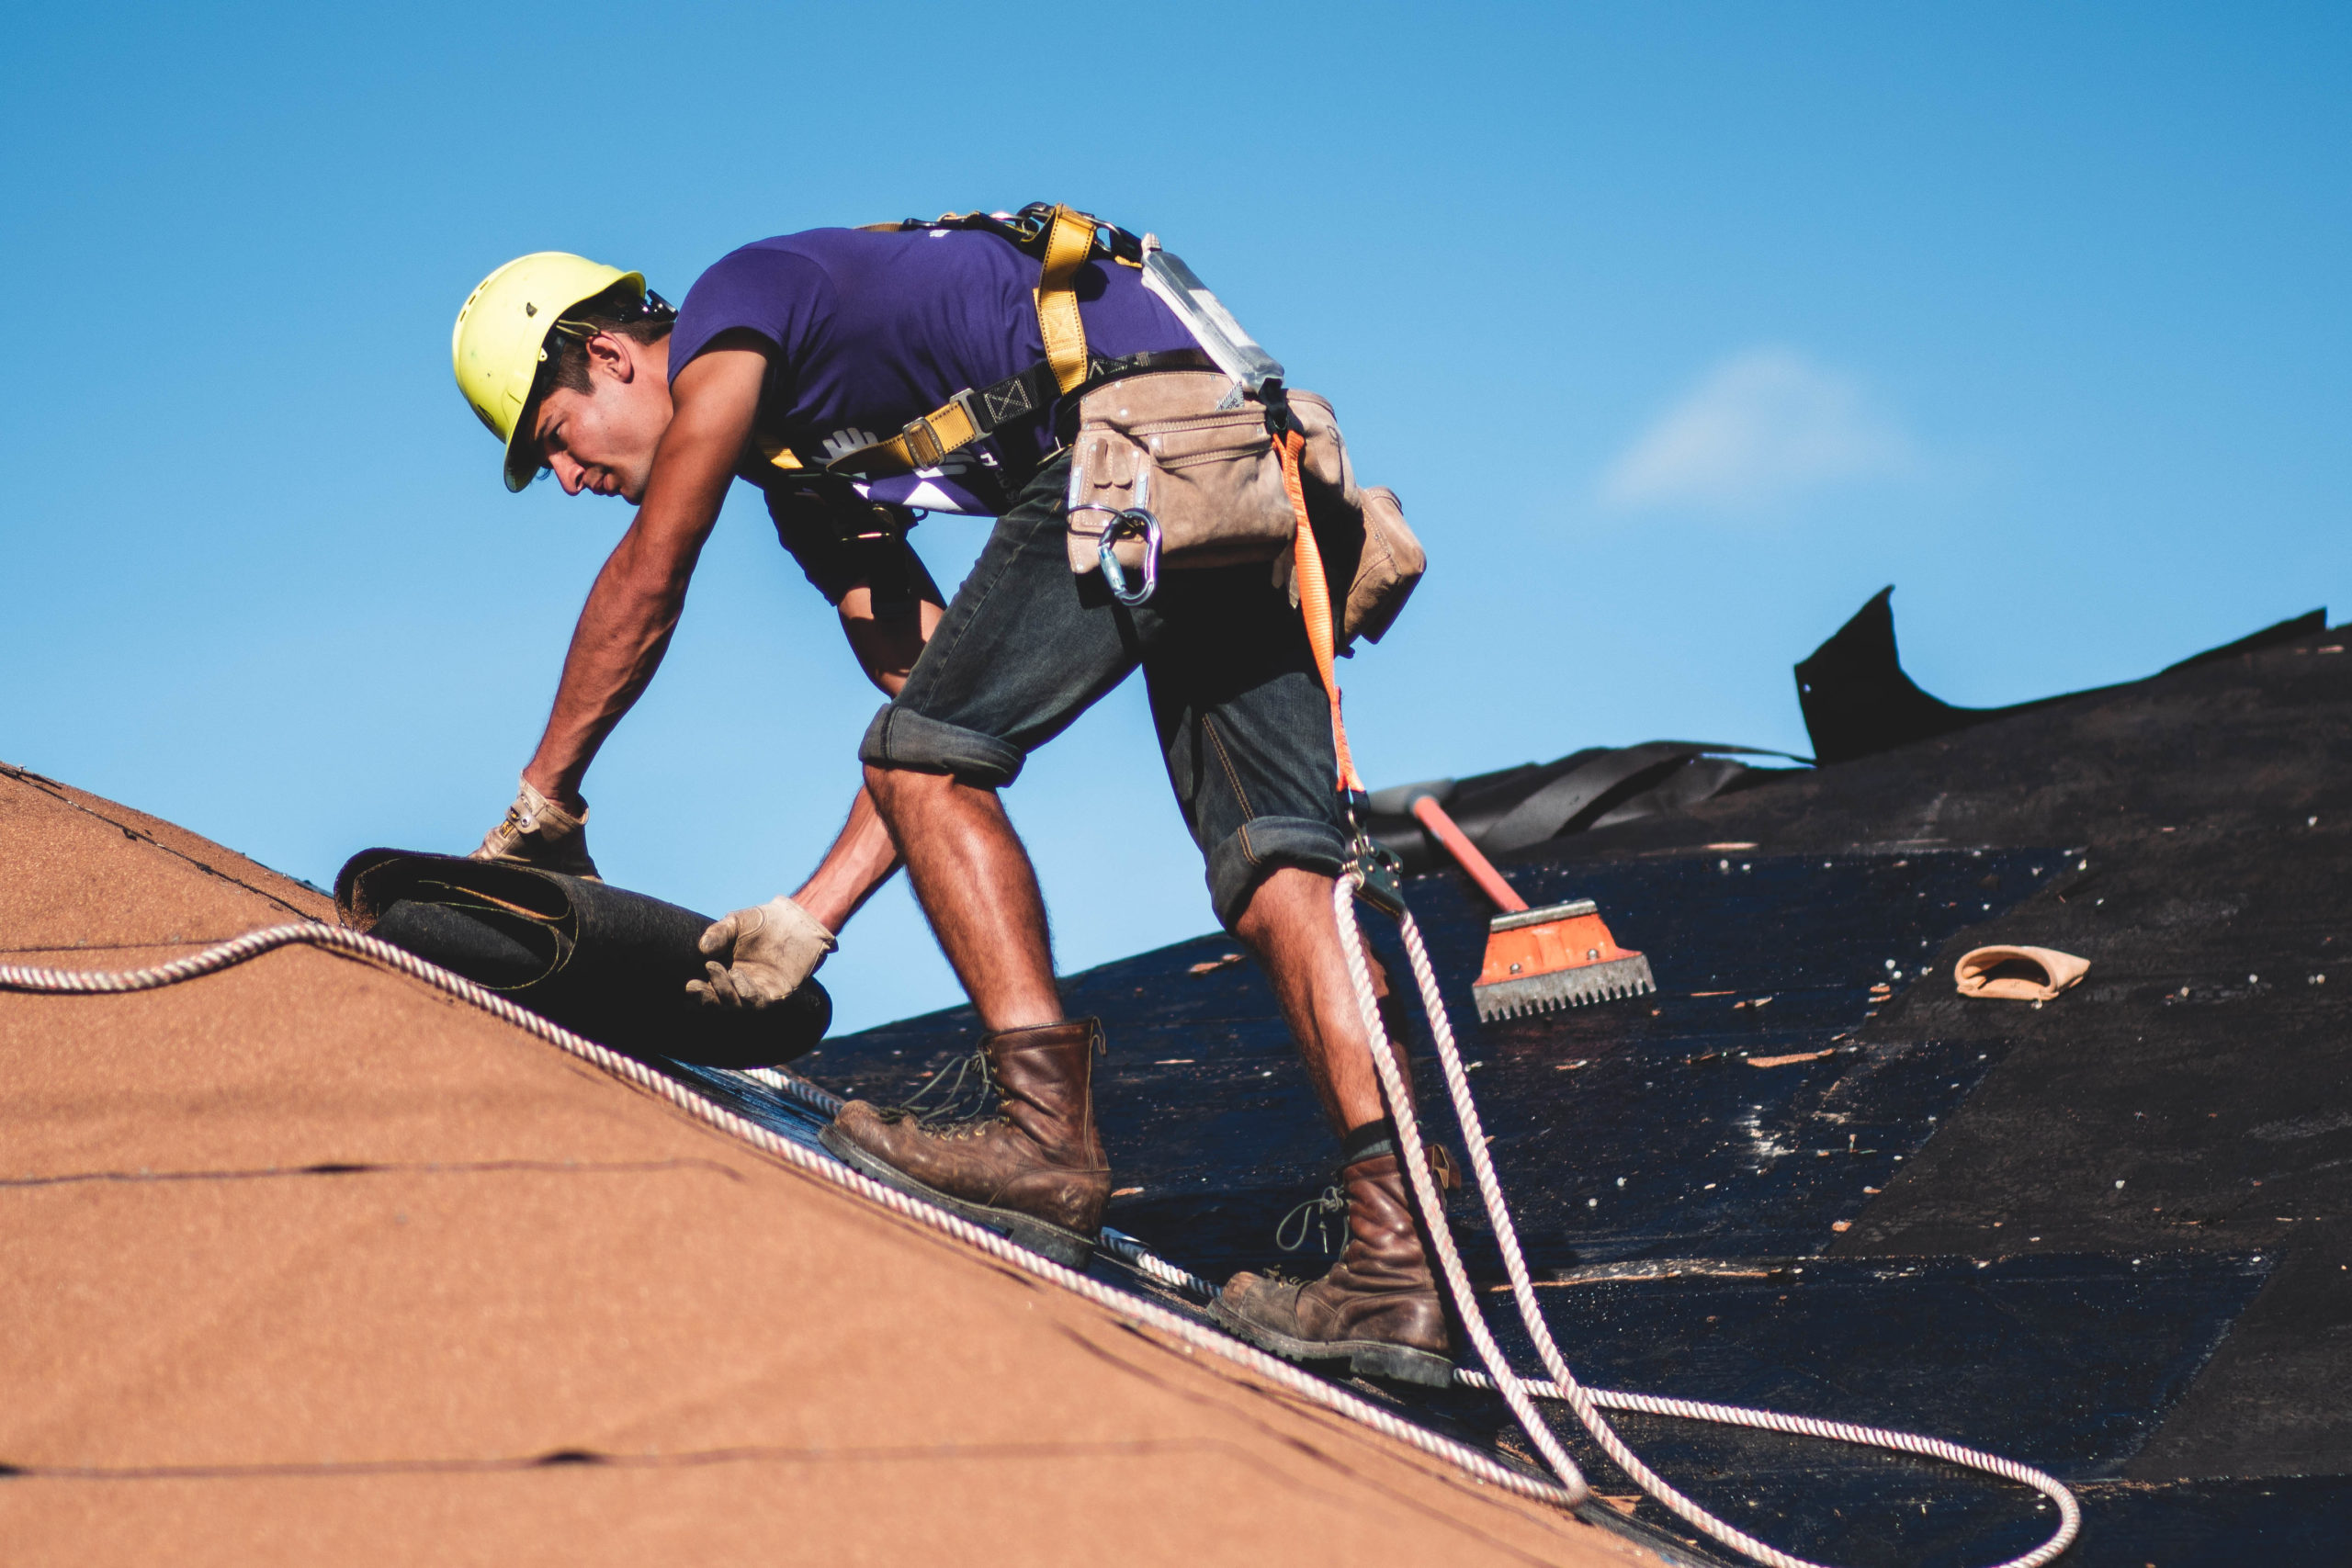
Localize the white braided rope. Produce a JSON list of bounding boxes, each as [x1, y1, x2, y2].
[[1332, 877, 2082, 1568], [749, 1074, 2077, 1551], [1471, 1372, 2086, 1507], [741, 1069, 1226, 1301], [0, 926, 1575, 1511]]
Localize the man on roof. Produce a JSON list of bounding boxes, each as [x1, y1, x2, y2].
[[450, 210, 1452, 1386]]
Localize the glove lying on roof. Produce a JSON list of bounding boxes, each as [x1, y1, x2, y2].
[[688, 894, 837, 1009], [472, 777, 599, 882]]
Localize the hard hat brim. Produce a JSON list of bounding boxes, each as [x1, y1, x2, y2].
[[498, 269, 645, 493]]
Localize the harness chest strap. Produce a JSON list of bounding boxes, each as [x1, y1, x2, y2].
[[759, 348, 1209, 482]]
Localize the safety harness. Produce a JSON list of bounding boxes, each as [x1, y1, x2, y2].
[[760, 203, 1206, 482]]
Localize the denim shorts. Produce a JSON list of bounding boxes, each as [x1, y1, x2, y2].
[[860, 450, 1347, 929]]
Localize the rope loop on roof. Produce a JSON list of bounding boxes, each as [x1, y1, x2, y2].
[[1329, 875, 2082, 1568]]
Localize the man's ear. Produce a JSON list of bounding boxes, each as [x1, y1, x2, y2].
[[584, 332, 636, 385]]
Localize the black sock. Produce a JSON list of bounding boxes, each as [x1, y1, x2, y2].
[[1339, 1116, 1398, 1167]]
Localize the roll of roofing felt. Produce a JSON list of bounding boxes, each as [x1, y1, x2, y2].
[[334, 849, 829, 1067]]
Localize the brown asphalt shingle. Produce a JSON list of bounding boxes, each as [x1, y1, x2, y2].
[[0, 764, 1653, 1567]]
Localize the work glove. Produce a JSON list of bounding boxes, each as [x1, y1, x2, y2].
[[687, 895, 837, 1009], [471, 777, 600, 881]]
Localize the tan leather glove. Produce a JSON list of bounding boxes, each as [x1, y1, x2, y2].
[[686, 895, 836, 1009], [471, 777, 600, 881]]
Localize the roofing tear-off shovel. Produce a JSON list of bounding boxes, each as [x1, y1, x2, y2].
[[1407, 795, 1656, 1020]]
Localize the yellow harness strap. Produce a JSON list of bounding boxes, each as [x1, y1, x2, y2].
[[1034, 204, 1096, 395]]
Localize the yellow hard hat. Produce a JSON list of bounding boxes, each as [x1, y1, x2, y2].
[[452, 252, 645, 491]]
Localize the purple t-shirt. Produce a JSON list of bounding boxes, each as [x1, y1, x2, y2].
[[669, 226, 1193, 513]]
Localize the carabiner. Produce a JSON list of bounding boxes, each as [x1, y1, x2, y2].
[[1099, 508, 1161, 607]]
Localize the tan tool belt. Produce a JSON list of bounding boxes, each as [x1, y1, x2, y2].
[[1066, 370, 1424, 649]]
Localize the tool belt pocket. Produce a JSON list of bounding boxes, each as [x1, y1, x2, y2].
[[1276, 391, 1426, 647], [1269, 479, 1428, 650], [1342, 485, 1426, 648], [1065, 370, 1297, 581], [1066, 370, 1423, 644]]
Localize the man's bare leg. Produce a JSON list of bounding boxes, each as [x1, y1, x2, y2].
[[823, 761, 1106, 1269], [1232, 866, 1412, 1135], [862, 763, 1062, 1032], [1215, 864, 1453, 1384]]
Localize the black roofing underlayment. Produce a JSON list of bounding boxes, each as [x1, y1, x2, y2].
[[698, 592, 2352, 1567]]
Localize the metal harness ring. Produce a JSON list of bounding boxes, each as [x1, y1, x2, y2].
[[1099, 509, 1161, 607]]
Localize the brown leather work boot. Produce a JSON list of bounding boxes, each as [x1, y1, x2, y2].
[[1212, 1143, 1454, 1386], [820, 1018, 1111, 1269]]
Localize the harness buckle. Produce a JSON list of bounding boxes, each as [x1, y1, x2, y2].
[[948, 385, 989, 442], [899, 414, 945, 469]]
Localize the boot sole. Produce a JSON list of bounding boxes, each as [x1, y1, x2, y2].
[[1206, 1299, 1456, 1389], [819, 1124, 1099, 1270]]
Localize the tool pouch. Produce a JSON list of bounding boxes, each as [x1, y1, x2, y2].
[[1065, 370, 1311, 575], [1261, 399, 1426, 650], [1334, 485, 1427, 649], [1065, 372, 1422, 646], [1267, 482, 1427, 651]]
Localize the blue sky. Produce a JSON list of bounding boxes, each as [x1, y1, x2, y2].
[[5, 4, 2346, 1030]]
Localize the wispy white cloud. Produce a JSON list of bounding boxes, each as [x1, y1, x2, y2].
[[1598, 347, 1917, 513]]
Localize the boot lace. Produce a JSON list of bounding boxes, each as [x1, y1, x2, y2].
[[1275, 1183, 1348, 1258], [1273, 1145, 1462, 1258], [896, 1044, 1002, 1128]]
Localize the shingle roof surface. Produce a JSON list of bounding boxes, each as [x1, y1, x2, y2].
[[0, 761, 1655, 1567]]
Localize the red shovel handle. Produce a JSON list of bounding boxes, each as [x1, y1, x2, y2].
[[1409, 796, 1530, 914]]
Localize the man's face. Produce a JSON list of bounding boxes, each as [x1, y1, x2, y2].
[[527, 332, 673, 504]]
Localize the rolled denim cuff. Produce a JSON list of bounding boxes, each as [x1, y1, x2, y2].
[[859, 705, 1027, 788], [1206, 815, 1349, 930]]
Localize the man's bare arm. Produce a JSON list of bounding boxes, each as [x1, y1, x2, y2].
[[788, 784, 901, 932], [521, 342, 770, 807]]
